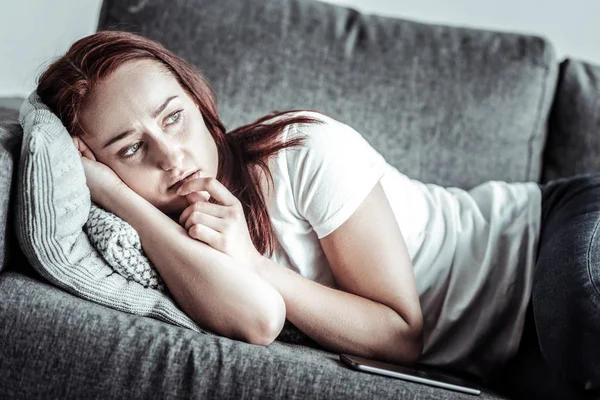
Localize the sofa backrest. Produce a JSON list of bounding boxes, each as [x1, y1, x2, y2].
[[100, 0, 557, 189]]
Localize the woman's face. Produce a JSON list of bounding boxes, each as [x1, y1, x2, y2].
[[79, 59, 218, 215]]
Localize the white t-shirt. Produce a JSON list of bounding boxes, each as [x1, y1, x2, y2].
[[258, 111, 542, 379]]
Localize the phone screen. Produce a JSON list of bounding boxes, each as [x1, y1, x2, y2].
[[340, 354, 481, 395]]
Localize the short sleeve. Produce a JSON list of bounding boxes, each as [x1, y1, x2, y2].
[[285, 112, 388, 239]]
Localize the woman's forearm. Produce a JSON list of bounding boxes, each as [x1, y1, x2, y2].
[[256, 256, 423, 364], [102, 186, 286, 344]]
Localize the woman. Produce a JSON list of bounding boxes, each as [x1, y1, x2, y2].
[[36, 31, 598, 399]]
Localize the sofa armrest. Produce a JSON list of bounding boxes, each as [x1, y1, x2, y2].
[[542, 58, 600, 182], [0, 97, 24, 111], [0, 106, 22, 272]]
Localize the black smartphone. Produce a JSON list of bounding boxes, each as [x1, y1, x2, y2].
[[340, 354, 481, 395]]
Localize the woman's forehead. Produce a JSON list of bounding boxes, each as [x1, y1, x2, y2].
[[98, 60, 179, 99], [81, 60, 184, 138], [94, 61, 182, 103]]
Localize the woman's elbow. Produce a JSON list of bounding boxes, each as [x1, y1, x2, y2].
[[408, 327, 424, 363], [404, 315, 424, 363], [245, 316, 285, 346], [387, 313, 424, 364], [244, 293, 287, 346]]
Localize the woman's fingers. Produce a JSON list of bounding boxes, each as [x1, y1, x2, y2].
[[177, 177, 258, 265], [179, 200, 228, 226], [185, 190, 209, 204], [187, 223, 220, 247], [177, 177, 237, 206], [184, 210, 225, 232]]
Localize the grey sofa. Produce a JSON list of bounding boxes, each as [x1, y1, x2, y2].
[[2, 0, 600, 398]]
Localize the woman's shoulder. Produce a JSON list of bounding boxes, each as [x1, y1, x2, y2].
[[259, 110, 369, 163], [270, 110, 355, 142], [289, 111, 368, 148], [262, 110, 339, 131]]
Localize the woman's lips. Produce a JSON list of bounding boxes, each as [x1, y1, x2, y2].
[[169, 170, 200, 192], [170, 180, 185, 192]]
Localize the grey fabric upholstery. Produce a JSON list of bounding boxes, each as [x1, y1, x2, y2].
[[542, 59, 600, 182], [99, 0, 557, 189], [0, 107, 22, 272], [0, 270, 505, 399], [0, 97, 25, 110]]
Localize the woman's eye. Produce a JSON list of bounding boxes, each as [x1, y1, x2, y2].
[[166, 110, 182, 125], [122, 142, 141, 157], [119, 110, 182, 158]]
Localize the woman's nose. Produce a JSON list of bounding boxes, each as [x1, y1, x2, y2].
[[155, 139, 184, 171]]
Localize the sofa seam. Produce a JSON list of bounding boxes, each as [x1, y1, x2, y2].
[[586, 213, 600, 300], [525, 60, 553, 183]]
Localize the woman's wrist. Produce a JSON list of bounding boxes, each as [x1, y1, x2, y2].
[[96, 183, 142, 221]]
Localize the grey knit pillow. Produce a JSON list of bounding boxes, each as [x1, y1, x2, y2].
[[15, 91, 203, 332], [85, 203, 168, 293]]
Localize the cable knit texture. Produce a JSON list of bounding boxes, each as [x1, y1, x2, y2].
[[15, 91, 204, 333], [85, 203, 167, 292]]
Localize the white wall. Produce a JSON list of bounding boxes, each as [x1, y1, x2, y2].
[[1, 0, 599, 97], [0, 0, 103, 97]]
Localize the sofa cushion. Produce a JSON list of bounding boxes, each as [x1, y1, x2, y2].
[[542, 58, 600, 182], [0, 107, 22, 273], [99, 0, 557, 188], [0, 270, 508, 399], [14, 92, 203, 332]]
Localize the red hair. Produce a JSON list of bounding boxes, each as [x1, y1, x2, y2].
[[36, 30, 321, 257]]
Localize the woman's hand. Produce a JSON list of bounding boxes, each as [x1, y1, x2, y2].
[[73, 137, 127, 210], [177, 175, 263, 271]]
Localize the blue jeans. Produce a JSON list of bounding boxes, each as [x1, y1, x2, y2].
[[488, 173, 600, 399]]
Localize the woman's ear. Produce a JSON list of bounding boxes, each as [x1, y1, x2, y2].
[[73, 136, 97, 161]]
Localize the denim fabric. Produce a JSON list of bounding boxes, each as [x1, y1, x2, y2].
[[488, 173, 600, 400]]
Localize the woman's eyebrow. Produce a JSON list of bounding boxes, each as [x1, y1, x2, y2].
[[102, 95, 179, 149], [151, 95, 178, 118], [103, 129, 135, 149]]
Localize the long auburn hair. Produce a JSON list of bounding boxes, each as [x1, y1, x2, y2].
[[36, 30, 321, 257]]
